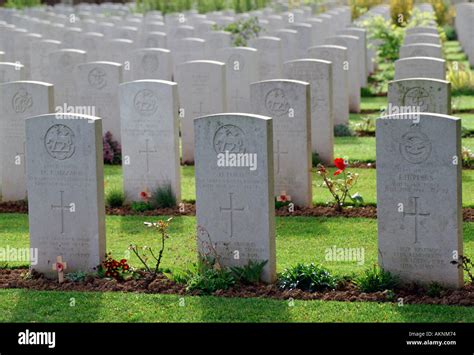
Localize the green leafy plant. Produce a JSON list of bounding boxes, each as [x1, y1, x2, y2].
[[213, 17, 261, 46], [186, 266, 235, 294], [334, 124, 354, 137], [317, 158, 362, 211], [230, 260, 267, 284], [461, 147, 474, 168], [350, 0, 383, 19], [427, 282, 444, 297], [129, 218, 173, 283], [450, 255, 474, 284], [406, 7, 436, 28], [312, 152, 321, 168], [355, 265, 399, 292], [106, 188, 125, 208], [65, 271, 90, 282], [355, 116, 376, 136], [278, 263, 338, 292], [135, 0, 192, 14], [4, 0, 40, 9], [361, 15, 404, 63], [443, 24, 456, 40], [98, 253, 135, 281], [150, 183, 177, 208], [131, 201, 153, 212], [447, 63, 474, 96]]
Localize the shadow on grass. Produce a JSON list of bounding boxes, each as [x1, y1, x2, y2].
[[8, 289, 104, 323], [393, 302, 474, 323]]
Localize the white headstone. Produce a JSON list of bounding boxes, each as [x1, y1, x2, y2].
[[250, 79, 312, 207], [47, 49, 87, 107], [119, 80, 181, 202], [388, 78, 451, 115], [308, 44, 349, 126], [194, 113, 276, 283], [394, 57, 446, 80], [217, 47, 258, 113], [0, 81, 53, 201], [26, 113, 106, 277], [131, 48, 172, 81], [284, 59, 334, 164], [175, 60, 227, 164], [376, 112, 463, 288], [75, 61, 123, 141]]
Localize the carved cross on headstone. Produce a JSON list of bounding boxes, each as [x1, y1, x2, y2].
[[231, 89, 241, 110], [139, 139, 157, 173], [403, 196, 430, 244], [274, 140, 288, 174], [52, 256, 67, 283], [192, 101, 205, 117], [220, 192, 245, 238], [51, 190, 72, 234]]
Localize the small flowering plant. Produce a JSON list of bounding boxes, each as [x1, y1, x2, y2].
[[317, 158, 363, 212], [129, 217, 173, 284], [275, 191, 292, 209], [98, 252, 135, 281]]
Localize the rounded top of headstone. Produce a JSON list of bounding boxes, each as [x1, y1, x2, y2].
[[78, 61, 123, 68], [388, 77, 450, 85], [25, 112, 101, 122], [120, 79, 177, 88], [0, 80, 52, 88], [194, 113, 272, 122], [133, 48, 171, 54], [0, 62, 25, 68], [178, 60, 225, 67], [284, 58, 332, 66], [377, 112, 460, 122], [396, 56, 445, 63], [308, 44, 348, 51], [250, 79, 310, 87]]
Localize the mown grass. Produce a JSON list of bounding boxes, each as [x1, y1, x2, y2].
[[103, 165, 474, 207], [1, 289, 473, 322]]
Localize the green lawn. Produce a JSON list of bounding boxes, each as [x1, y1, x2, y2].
[[2, 214, 474, 280], [104, 165, 474, 207], [361, 95, 474, 113], [1, 289, 473, 322]]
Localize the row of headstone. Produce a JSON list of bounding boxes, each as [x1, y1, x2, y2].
[[0, 4, 353, 78], [378, 4, 463, 289]]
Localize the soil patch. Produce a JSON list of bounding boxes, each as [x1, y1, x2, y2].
[[1, 269, 473, 306]]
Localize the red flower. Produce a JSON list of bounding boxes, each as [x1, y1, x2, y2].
[[334, 158, 346, 176], [120, 259, 127, 264], [123, 264, 130, 271]]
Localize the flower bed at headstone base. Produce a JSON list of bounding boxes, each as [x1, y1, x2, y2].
[[1, 268, 473, 306], [2, 201, 474, 221]]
